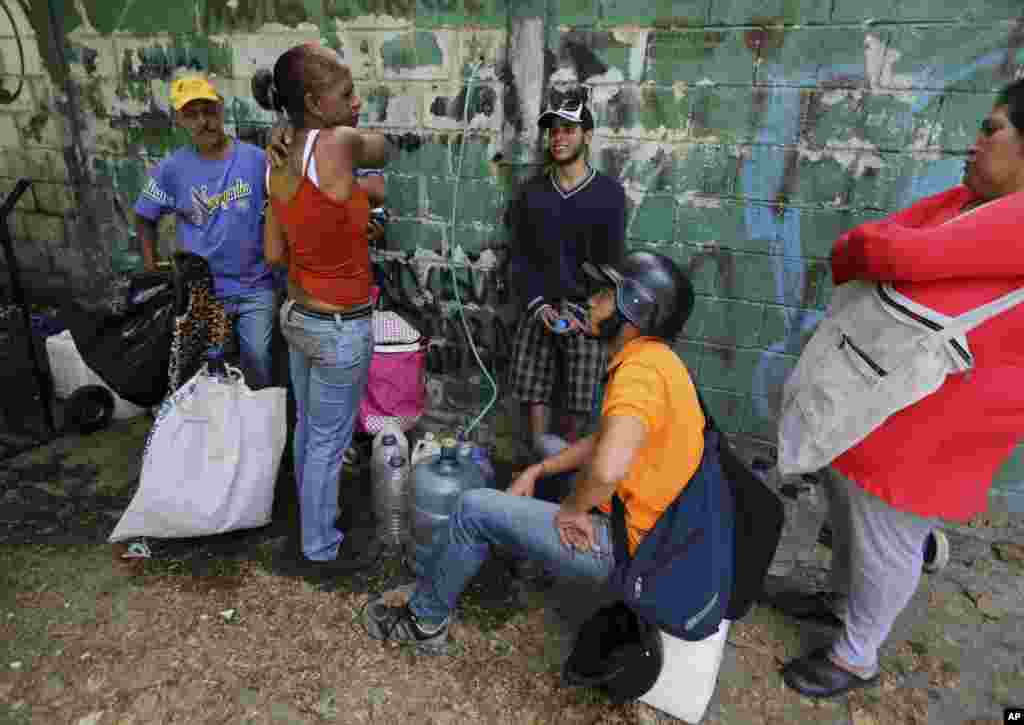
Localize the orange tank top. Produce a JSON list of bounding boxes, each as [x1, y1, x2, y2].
[[270, 129, 372, 308]]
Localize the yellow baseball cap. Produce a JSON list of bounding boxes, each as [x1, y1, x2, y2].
[[169, 75, 221, 111]]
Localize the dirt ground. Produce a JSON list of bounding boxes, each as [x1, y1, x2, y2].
[[0, 543, 924, 725], [1, 417, 1021, 725]]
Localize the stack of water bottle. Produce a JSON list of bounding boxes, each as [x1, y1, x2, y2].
[[369, 423, 495, 574]]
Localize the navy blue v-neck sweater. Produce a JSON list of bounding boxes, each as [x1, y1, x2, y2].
[[505, 167, 627, 311]]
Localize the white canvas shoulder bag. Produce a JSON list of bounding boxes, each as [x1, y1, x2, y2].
[[777, 281, 1024, 475], [777, 197, 1024, 475]]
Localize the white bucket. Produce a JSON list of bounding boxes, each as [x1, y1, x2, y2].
[[46, 330, 146, 420], [639, 619, 730, 724]]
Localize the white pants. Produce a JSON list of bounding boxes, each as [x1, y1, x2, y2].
[[825, 468, 937, 670]]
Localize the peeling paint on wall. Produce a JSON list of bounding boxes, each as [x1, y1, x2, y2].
[[430, 84, 497, 121], [381, 30, 445, 77], [120, 40, 233, 83]]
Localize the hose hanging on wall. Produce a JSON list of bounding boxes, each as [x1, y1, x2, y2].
[[448, 59, 498, 437]]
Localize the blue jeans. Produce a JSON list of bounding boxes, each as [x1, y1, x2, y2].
[[220, 289, 277, 390], [409, 489, 616, 623], [280, 300, 373, 561]]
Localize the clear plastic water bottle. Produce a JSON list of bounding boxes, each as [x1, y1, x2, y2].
[[372, 424, 409, 477], [374, 455, 410, 548]]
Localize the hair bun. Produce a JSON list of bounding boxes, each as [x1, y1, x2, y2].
[[251, 68, 280, 112]]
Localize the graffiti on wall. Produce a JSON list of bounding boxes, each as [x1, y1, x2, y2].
[[361, 17, 1021, 442], [370, 241, 513, 433], [538, 22, 1023, 438], [0, 0, 27, 105]]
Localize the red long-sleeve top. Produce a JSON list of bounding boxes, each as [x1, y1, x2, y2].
[[830, 186, 1024, 520]]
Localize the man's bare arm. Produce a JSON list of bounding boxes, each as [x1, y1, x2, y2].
[[135, 214, 160, 271], [561, 415, 648, 514]]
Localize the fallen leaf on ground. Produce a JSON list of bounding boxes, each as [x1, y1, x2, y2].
[[851, 708, 878, 725], [76, 712, 104, 725], [993, 541, 1024, 567], [970, 592, 1005, 619]]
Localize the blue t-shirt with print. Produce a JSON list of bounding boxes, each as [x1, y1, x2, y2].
[[133, 140, 273, 298]]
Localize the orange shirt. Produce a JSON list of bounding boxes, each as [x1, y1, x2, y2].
[[599, 337, 705, 553], [269, 132, 373, 308]]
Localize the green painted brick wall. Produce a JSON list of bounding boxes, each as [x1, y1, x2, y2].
[[1, 0, 1022, 487]]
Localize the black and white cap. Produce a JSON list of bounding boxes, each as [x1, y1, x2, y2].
[[538, 87, 594, 131]]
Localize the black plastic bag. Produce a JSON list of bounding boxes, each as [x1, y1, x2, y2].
[[67, 271, 174, 407]]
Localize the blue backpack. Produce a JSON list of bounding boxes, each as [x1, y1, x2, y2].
[[608, 426, 736, 642]]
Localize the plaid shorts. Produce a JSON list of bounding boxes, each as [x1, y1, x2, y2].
[[508, 314, 607, 414]]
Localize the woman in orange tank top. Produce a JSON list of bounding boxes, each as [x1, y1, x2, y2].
[[254, 43, 391, 573]]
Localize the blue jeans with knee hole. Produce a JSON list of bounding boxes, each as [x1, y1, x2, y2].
[[280, 300, 373, 561]]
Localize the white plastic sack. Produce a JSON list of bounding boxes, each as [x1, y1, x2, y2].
[[46, 330, 146, 419], [109, 364, 286, 542], [639, 620, 730, 724]]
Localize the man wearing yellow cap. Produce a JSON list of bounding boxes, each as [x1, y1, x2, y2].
[[134, 72, 276, 389]]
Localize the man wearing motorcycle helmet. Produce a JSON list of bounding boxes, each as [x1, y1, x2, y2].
[[361, 252, 706, 655]]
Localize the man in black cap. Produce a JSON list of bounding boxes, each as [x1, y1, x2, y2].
[[505, 87, 628, 467]]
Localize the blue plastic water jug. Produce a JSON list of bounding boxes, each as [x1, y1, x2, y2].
[[410, 441, 487, 576]]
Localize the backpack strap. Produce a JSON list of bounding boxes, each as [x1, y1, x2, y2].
[[610, 390, 714, 564], [611, 493, 631, 564], [695, 390, 715, 433]]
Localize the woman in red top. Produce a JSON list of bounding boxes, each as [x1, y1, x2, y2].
[[779, 79, 1024, 698], [253, 44, 391, 573]]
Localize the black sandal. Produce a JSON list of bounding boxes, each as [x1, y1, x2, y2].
[[782, 648, 879, 699]]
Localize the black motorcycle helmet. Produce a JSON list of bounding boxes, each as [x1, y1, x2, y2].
[[582, 252, 695, 340], [562, 601, 663, 703]]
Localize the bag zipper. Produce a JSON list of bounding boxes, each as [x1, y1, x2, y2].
[[839, 334, 888, 377], [876, 284, 972, 367]]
